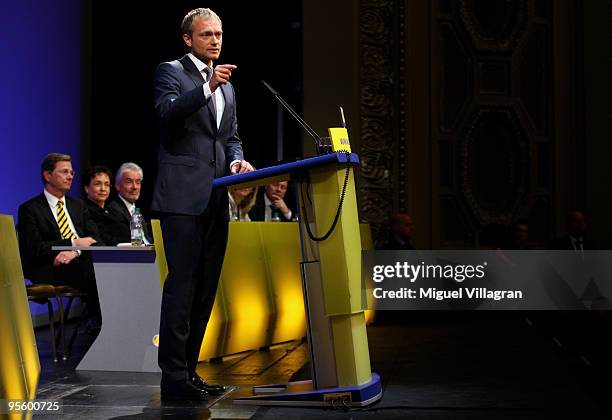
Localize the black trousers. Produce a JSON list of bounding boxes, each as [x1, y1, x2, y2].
[[157, 191, 229, 385]]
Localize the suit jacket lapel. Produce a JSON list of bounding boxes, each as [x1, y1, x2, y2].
[[66, 196, 83, 237], [36, 194, 62, 237], [179, 55, 204, 86], [119, 202, 131, 222], [218, 83, 232, 133], [179, 55, 218, 129], [110, 198, 131, 222]]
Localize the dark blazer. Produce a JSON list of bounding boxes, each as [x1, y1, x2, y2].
[[249, 190, 293, 222], [381, 236, 415, 250], [84, 198, 130, 246], [151, 55, 243, 216], [106, 197, 153, 244], [548, 235, 595, 251], [18, 193, 100, 283]]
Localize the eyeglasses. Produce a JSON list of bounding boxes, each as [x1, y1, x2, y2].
[[54, 169, 75, 176]]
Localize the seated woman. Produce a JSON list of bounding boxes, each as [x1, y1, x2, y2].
[[228, 186, 258, 221], [83, 166, 129, 245]]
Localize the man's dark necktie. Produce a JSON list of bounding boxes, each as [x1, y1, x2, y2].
[[203, 67, 217, 120]]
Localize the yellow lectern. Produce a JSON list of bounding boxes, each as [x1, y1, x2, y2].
[[213, 128, 382, 407]]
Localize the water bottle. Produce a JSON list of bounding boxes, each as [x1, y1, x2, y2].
[[130, 208, 144, 246], [271, 208, 281, 222]]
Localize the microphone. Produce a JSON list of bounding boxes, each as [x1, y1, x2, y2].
[[261, 80, 332, 155]]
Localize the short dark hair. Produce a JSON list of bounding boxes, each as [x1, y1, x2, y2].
[[41, 153, 71, 184], [84, 166, 113, 187]]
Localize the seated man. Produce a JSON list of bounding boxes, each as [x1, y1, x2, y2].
[[382, 213, 415, 250], [501, 220, 530, 250], [18, 153, 101, 317], [549, 210, 593, 252], [108, 162, 152, 244], [83, 166, 130, 246], [249, 180, 295, 222]]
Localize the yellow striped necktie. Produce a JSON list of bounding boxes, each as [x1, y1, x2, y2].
[[56, 200, 77, 240]]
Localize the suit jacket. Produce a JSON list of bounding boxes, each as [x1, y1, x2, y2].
[[18, 193, 101, 283], [106, 197, 153, 244], [548, 235, 594, 251], [85, 198, 130, 246], [249, 190, 293, 222], [381, 235, 415, 250], [151, 55, 243, 216]]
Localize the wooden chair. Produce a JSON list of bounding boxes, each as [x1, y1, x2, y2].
[[54, 285, 88, 359], [25, 284, 63, 362]]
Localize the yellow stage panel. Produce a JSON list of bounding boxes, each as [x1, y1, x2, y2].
[[215, 222, 274, 356], [153, 220, 373, 362], [257, 223, 306, 344], [0, 214, 40, 417]]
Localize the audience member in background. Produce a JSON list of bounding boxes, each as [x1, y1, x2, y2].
[[549, 210, 592, 252], [501, 219, 531, 250], [249, 181, 294, 222], [18, 153, 101, 319], [382, 213, 415, 250], [83, 166, 130, 245], [110, 162, 152, 244], [228, 186, 258, 221]]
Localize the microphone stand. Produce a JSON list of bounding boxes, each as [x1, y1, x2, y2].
[[261, 80, 333, 155]]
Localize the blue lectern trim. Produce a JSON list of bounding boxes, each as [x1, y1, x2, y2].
[[213, 152, 360, 189], [52, 246, 156, 263], [233, 372, 382, 407]]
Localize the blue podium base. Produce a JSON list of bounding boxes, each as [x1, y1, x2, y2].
[[233, 372, 382, 407]]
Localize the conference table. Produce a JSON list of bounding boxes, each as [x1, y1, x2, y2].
[[52, 245, 160, 372]]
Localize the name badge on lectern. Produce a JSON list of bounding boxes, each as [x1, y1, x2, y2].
[[328, 127, 351, 153]]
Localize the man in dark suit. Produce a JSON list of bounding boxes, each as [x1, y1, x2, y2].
[[382, 213, 415, 250], [549, 210, 592, 253], [83, 165, 130, 246], [108, 162, 152, 244], [249, 181, 295, 222], [152, 8, 253, 402], [501, 220, 531, 250], [18, 153, 101, 316]]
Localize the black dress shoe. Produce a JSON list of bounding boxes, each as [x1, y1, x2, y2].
[[190, 373, 226, 396], [161, 380, 208, 402]]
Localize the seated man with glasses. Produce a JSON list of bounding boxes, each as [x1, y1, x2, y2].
[[18, 153, 102, 322]]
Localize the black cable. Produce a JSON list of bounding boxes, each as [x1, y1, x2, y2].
[[299, 151, 352, 242]]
